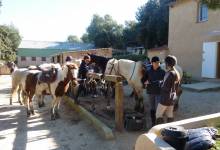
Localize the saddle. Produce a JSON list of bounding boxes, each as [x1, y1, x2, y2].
[[39, 67, 58, 84]]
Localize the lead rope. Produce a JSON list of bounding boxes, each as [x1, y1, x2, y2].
[[129, 62, 136, 80]]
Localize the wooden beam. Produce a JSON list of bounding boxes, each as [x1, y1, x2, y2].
[[115, 81, 124, 132], [104, 75, 123, 82], [87, 72, 102, 80], [87, 73, 123, 82]]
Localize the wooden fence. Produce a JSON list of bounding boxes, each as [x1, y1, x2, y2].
[[88, 72, 124, 132]]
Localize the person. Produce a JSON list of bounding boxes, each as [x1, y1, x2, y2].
[[78, 55, 90, 79], [155, 55, 180, 124], [142, 56, 165, 126], [76, 55, 91, 99], [65, 56, 73, 62]]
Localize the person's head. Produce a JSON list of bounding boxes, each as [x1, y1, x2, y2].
[[164, 55, 177, 70], [83, 55, 91, 64], [151, 56, 160, 70], [66, 56, 73, 62]]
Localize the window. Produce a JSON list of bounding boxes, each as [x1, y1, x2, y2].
[[31, 57, 36, 61], [21, 56, 26, 61], [41, 57, 46, 61], [198, 3, 208, 22]]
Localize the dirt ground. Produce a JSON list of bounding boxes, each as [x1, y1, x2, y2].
[[1, 75, 220, 150]]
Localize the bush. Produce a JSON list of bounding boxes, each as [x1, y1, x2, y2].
[[113, 54, 147, 62]]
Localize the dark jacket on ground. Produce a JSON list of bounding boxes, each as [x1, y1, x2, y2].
[[160, 69, 178, 106], [78, 60, 89, 79], [142, 66, 165, 94]]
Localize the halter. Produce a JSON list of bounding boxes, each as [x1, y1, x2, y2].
[[107, 59, 118, 75]]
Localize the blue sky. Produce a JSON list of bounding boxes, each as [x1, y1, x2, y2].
[[0, 0, 147, 42]]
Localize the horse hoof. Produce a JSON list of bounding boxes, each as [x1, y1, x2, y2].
[[55, 112, 60, 119], [27, 111, 31, 117], [51, 114, 56, 120], [31, 110, 35, 115]]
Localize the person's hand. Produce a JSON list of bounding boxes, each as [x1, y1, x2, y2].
[[144, 80, 149, 85]]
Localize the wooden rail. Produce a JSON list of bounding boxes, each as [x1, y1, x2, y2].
[[88, 72, 124, 131]]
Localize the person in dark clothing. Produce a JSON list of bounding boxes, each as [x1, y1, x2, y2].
[[65, 56, 73, 62], [156, 55, 180, 124], [142, 56, 165, 126], [78, 55, 90, 79], [76, 55, 91, 99]]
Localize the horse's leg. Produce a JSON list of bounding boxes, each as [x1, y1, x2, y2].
[[26, 96, 31, 117], [37, 94, 45, 108], [10, 81, 19, 105], [51, 96, 58, 120], [55, 97, 62, 119], [17, 85, 23, 105]]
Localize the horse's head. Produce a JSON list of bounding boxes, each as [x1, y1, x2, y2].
[[65, 62, 78, 82], [6, 61, 16, 73], [104, 58, 118, 75]]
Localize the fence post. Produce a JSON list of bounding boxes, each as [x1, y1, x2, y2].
[[115, 81, 124, 132]]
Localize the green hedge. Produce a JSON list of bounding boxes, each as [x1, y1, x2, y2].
[[113, 54, 147, 62]]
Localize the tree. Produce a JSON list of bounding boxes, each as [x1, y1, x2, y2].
[[136, 0, 175, 49], [67, 35, 81, 43], [85, 14, 124, 49], [201, 0, 220, 9], [0, 25, 21, 61], [81, 33, 90, 43], [123, 21, 139, 46]]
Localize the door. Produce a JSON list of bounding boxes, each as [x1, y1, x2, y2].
[[202, 42, 218, 78]]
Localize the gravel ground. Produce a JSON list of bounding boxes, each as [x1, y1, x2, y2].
[[1, 75, 220, 150]]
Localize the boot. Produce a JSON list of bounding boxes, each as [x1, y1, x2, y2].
[[150, 110, 156, 127], [156, 117, 164, 125], [167, 117, 174, 123]]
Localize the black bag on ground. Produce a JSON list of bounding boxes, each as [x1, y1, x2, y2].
[[124, 112, 146, 131]]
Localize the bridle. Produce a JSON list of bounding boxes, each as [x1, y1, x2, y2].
[[107, 59, 119, 75]]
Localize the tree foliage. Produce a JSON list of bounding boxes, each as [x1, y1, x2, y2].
[[86, 14, 124, 49], [122, 21, 139, 46], [67, 35, 81, 43], [0, 25, 21, 61], [136, 0, 175, 49], [81, 33, 90, 43], [201, 0, 220, 9]]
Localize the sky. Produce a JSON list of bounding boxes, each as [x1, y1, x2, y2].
[[0, 0, 147, 42]]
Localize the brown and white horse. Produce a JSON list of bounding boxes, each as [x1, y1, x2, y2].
[[105, 59, 145, 113], [20, 62, 78, 119]]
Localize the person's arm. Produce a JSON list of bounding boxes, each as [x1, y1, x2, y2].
[[161, 72, 174, 93]]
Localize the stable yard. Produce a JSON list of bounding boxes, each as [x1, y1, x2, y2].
[[1, 75, 220, 150]]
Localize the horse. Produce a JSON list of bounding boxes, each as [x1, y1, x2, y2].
[[88, 53, 111, 74], [20, 62, 79, 119], [6, 61, 28, 105], [105, 58, 145, 113]]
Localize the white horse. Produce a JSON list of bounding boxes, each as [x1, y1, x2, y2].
[[105, 59, 145, 113], [6, 62, 28, 105]]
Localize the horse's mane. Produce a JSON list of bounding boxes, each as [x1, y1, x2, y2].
[[89, 54, 112, 73]]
